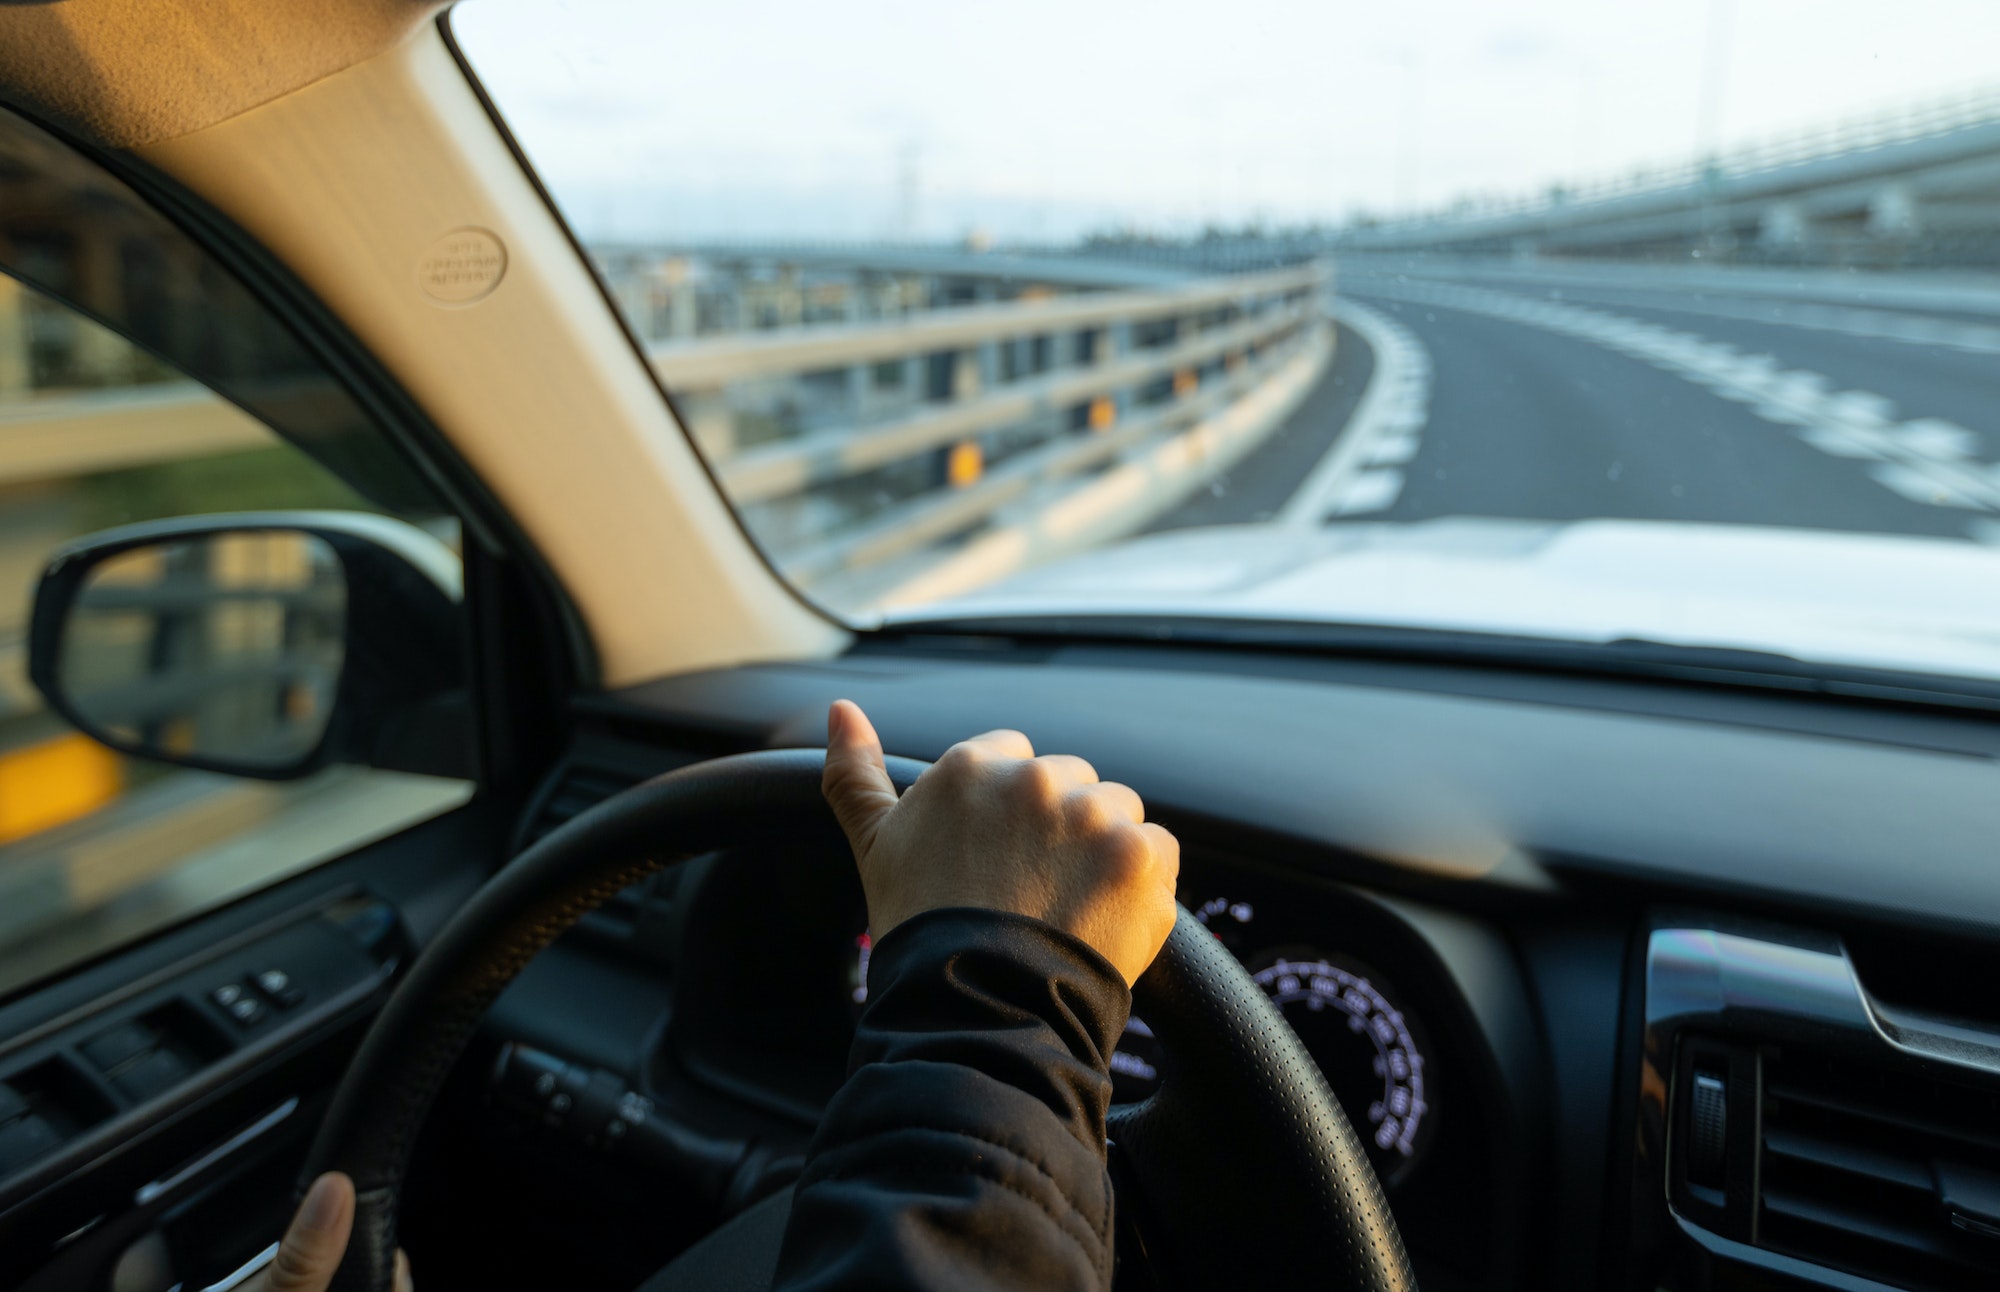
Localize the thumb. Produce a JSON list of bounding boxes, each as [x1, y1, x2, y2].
[[823, 700, 898, 856], [262, 1172, 355, 1291]]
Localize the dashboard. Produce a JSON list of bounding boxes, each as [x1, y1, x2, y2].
[[466, 632, 2000, 1292]]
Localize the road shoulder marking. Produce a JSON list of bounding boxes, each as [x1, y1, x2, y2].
[[1277, 298, 1433, 527]]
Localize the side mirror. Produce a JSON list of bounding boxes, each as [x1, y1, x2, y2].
[[28, 512, 468, 780]]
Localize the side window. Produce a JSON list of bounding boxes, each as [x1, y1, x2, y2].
[[0, 110, 472, 995]]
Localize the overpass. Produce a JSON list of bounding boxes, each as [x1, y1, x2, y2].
[[1332, 86, 2000, 267]]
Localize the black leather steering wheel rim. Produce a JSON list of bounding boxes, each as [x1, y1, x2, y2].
[[304, 748, 1414, 1291]]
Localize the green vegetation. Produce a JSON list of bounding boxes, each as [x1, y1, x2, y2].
[[74, 445, 376, 532]]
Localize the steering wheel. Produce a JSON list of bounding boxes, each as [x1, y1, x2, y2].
[[304, 749, 1415, 1291]]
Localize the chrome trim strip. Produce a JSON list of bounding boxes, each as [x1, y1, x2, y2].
[[134, 1096, 300, 1207], [1646, 929, 1870, 1031], [1647, 929, 2000, 1078], [202, 1240, 279, 1292]]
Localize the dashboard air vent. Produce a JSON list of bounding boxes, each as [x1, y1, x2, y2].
[[520, 763, 643, 849], [518, 761, 667, 948], [1760, 1048, 2000, 1291]]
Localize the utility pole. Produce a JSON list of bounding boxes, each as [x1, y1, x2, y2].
[[1574, 66, 1598, 178], [1396, 49, 1423, 214], [897, 141, 921, 240], [1694, 0, 1735, 159], [1693, 0, 1736, 257]]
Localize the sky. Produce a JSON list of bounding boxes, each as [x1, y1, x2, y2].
[[451, 0, 2000, 244]]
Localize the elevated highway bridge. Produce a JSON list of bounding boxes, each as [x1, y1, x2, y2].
[[1334, 86, 2000, 266]]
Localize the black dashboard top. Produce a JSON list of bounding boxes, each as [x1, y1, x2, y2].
[[590, 636, 2000, 940]]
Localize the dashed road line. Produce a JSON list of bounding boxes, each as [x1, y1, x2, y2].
[[1367, 278, 2000, 355], [1362, 281, 2000, 521], [1279, 298, 1433, 526]]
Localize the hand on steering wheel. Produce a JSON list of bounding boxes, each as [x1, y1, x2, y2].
[[255, 1172, 412, 1292], [304, 710, 1415, 1290], [822, 700, 1179, 984]]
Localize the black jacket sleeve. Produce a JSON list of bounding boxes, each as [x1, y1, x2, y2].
[[772, 907, 1131, 1291]]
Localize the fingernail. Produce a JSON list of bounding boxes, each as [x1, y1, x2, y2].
[[828, 701, 847, 741], [297, 1173, 345, 1232]]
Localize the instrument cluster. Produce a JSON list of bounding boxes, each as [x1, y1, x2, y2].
[[674, 843, 1519, 1282]]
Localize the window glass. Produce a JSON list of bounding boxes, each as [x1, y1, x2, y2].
[[0, 108, 471, 995], [456, 2, 2000, 691]]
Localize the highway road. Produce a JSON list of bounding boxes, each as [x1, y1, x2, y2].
[[1158, 264, 2000, 544]]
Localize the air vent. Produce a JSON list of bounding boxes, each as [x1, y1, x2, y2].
[[517, 761, 667, 948], [1759, 1048, 2000, 1290], [519, 764, 643, 849]]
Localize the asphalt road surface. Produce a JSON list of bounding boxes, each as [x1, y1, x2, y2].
[[1166, 263, 2000, 544]]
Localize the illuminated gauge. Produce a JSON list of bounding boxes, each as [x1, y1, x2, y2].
[[1250, 952, 1433, 1183], [1108, 897, 1252, 1102], [848, 930, 874, 1017], [1108, 1015, 1162, 1103]]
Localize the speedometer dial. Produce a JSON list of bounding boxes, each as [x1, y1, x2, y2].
[[1251, 952, 1434, 1183]]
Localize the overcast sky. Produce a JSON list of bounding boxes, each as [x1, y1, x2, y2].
[[452, 0, 2000, 243]]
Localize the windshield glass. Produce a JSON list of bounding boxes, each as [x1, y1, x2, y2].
[[453, 1, 2000, 686]]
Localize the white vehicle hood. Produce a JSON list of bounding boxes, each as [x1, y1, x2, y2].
[[893, 518, 2000, 683]]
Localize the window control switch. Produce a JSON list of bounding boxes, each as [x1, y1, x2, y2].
[[112, 1048, 192, 1103], [253, 969, 304, 1008], [80, 1021, 159, 1075], [0, 1114, 62, 1176]]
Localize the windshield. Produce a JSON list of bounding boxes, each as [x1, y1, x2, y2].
[[453, 1, 2000, 687]]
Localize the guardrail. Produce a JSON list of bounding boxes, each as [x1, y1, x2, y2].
[[650, 265, 1321, 389], [647, 262, 1330, 609], [0, 382, 267, 485], [3, 259, 1329, 623]]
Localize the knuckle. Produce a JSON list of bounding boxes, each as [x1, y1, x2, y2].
[[1064, 789, 1115, 833], [1058, 753, 1100, 782], [1008, 758, 1060, 807], [1066, 784, 1133, 833], [264, 1242, 324, 1291], [1094, 824, 1154, 880], [934, 742, 983, 778]]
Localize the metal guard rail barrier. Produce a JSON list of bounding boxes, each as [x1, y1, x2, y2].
[[1, 263, 1326, 618], [784, 338, 1302, 582], [648, 263, 1322, 389], [717, 299, 1316, 503], [636, 263, 1326, 603]]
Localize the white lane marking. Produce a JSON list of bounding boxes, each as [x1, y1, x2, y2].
[[1868, 463, 1988, 509], [1363, 433, 1422, 465], [1449, 283, 2000, 355], [1326, 468, 1405, 514], [1362, 281, 2000, 520], [1280, 298, 1432, 526]]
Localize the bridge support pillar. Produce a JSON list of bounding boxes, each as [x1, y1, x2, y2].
[[1759, 202, 1814, 254], [1868, 183, 1922, 239]]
